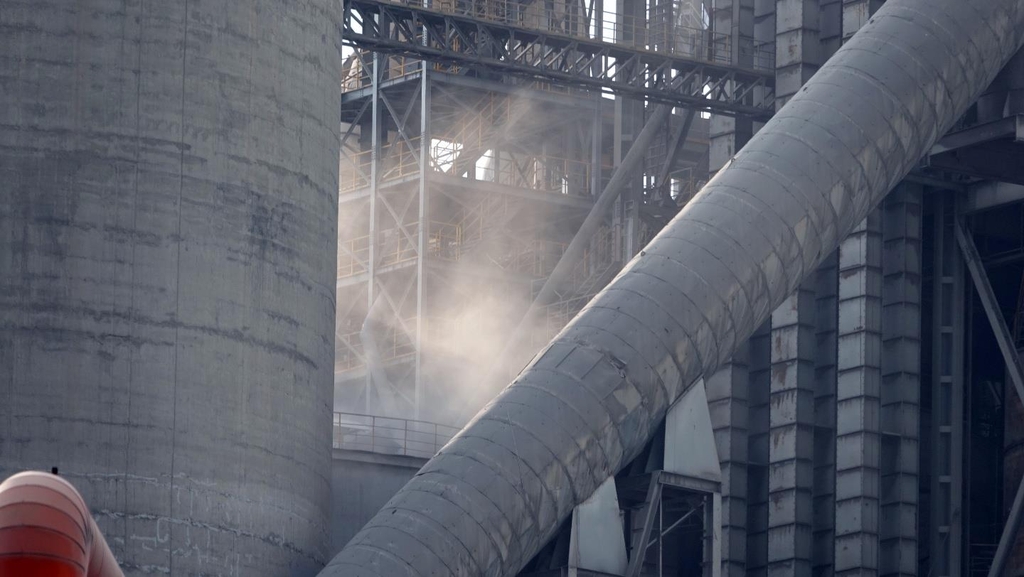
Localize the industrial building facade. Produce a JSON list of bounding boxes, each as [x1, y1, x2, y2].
[[4, 0, 1024, 576], [331, 0, 1024, 576]]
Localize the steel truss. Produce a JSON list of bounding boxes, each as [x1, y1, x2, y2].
[[336, 56, 620, 421], [341, 0, 775, 118]]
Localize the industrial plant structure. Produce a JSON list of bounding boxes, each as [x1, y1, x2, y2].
[[5, 0, 1024, 576]]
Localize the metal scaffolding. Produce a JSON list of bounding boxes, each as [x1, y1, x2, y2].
[[330, 0, 1024, 576]]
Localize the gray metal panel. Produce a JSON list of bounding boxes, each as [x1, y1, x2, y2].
[[0, 1, 340, 575], [569, 477, 628, 576], [323, 1, 1024, 575]]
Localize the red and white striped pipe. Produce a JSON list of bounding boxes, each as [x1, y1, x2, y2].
[[0, 472, 121, 577]]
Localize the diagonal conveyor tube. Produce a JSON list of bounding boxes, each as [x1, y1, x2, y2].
[[325, 1, 1024, 575]]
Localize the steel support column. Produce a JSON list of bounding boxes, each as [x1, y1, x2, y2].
[[955, 216, 1024, 577], [413, 64, 430, 419], [627, 473, 664, 577], [366, 53, 382, 413], [835, 212, 883, 577], [926, 194, 964, 577]]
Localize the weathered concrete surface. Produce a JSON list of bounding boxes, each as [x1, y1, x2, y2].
[[330, 450, 427, 556], [0, 1, 341, 575]]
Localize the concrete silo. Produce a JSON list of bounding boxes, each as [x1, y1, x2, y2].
[[0, 1, 340, 575]]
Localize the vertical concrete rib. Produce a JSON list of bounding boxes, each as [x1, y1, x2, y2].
[[748, 322, 773, 577], [832, 5, 883, 575], [707, 4, 757, 572], [879, 185, 922, 577], [768, 285, 817, 577], [814, 252, 839, 577], [835, 212, 883, 577], [775, 0, 821, 107], [709, 0, 755, 173], [753, 0, 776, 132], [708, 346, 751, 577], [766, 0, 820, 573], [812, 25, 842, 577], [819, 0, 843, 59], [841, 0, 884, 43], [742, 9, 775, 566]]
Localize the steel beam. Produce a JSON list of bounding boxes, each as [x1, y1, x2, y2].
[[341, 0, 775, 118], [413, 65, 430, 418], [990, 475, 1024, 577], [366, 52, 382, 413], [655, 108, 698, 190], [927, 195, 964, 577], [626, 473, 664, 577], [955, 217, 1024, 577]]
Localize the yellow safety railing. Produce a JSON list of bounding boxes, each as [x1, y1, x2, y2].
[[333, 412, 459, 458], [340, 218, 500, 278], [337, 224, 420, 279], [335, 317, 419, 372], [339, 159, 370, 194], [339, 139, 423, 194], [342, 52, 459, 92], [427, 221, 468, 261], [343, 48, 476, 92], [337, 234, 371, 278], [336, 332, 365, 371], [452, 151, 593, 195]]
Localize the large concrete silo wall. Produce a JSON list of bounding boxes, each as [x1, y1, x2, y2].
[[0, 2, 340, 575]]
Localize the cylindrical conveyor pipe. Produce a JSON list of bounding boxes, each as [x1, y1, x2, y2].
[[324, 1, 1024, 575], [0, 472, 122, 577]]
